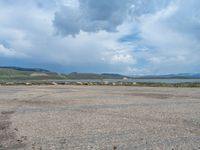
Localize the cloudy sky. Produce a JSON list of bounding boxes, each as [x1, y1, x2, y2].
[[0, 0, 199, 75]]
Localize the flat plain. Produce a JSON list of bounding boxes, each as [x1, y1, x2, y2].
[[0, 85, 200, 150]]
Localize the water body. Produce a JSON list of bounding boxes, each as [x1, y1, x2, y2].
[[61, 79, 200, 84]]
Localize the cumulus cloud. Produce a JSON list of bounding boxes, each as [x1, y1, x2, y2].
[[134, 0, 200, 73], [53, 0, 133, 36], [0, 0, 199, 74], [53, 0, 172, 36], [0, 44, 28, 58]]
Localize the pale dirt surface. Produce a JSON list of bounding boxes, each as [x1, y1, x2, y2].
[[0, 85, 200, 150]]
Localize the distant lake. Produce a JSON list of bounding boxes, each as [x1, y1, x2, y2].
[[59, 79, 200, 84]]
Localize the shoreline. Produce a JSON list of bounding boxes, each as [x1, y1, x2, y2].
[[0, 81, 200, 88]]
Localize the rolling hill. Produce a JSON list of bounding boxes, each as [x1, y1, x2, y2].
[[0, 67, 128, 80], [0, 67, 66, 80], [0, 66, 200, 81], [68, 72, 128, 79]]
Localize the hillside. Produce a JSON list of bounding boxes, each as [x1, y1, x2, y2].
[[0, 67, 200, 81], [0, 67, 66, 80], [0, 67, 128, 81], [68, 72, 128, 79]]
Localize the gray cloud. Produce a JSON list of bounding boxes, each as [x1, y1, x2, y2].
[[165, 0, 200, 39], [0, 0, 199, 74], [53, 0, 172, 36], [53, 0, 133, 36], [53, 6, 82, 36]]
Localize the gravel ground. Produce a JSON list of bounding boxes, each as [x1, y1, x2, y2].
[[0, 85, 200, 150]]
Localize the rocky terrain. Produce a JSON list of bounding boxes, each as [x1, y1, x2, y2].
[[0, 85, 200, 150]]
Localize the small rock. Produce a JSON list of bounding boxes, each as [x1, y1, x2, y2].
[[113, 146, 117, 150]]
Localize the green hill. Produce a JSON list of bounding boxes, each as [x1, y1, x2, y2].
[[68, 72, 128, 79], [1, 66, 199, 82], [0, 67, 66, 81], [0, 67, 129, 81]]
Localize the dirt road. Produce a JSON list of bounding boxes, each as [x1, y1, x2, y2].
[[0, 85, 199, 150]]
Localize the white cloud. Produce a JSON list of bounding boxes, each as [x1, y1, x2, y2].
[[110, 54, 135, 64], [0, 44, 28, 58], [133, 0, 200, 74], [0, 0, 199, 74]]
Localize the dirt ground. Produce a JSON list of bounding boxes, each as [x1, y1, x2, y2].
[[0, 85, 199, 150]]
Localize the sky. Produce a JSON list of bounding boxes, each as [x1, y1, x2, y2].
[[0, 0, 199, 75]]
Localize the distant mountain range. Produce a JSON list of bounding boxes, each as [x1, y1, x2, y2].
[[0, 66, 200, 80]]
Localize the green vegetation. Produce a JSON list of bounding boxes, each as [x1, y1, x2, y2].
[[0, 68, 128, 81], [0, 68, 66, 81], [68, 72, 128, 79], [0, 67, 200, 87]]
